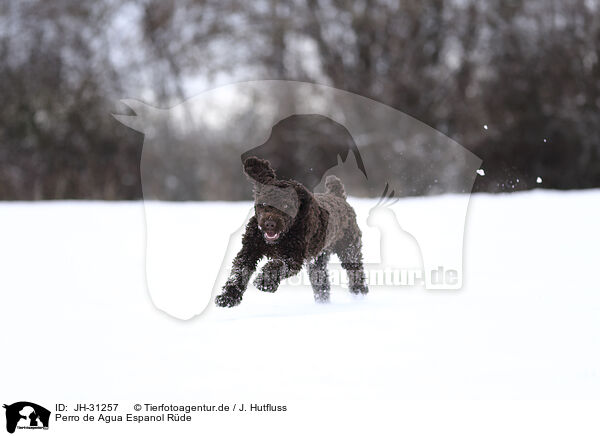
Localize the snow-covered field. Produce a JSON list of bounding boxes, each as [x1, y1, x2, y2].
[[1, 190, 599, 435]]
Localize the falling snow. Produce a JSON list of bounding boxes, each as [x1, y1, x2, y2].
[[537, 177, 543, 183], [477, 169, 485, 176]]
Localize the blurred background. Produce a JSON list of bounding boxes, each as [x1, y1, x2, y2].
[[1, 0, 599, 200]]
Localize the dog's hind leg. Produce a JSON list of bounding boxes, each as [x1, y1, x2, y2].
[[335, 234, 368, 296], [308, 250, 331, 303]]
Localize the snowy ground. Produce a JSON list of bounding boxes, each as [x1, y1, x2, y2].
[[1, 190, 599, 435]]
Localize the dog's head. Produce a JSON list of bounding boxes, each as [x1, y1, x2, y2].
[[243, 156, 311, 244]]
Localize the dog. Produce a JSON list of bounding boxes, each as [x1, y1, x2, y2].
[[215, 156, 368, 307]]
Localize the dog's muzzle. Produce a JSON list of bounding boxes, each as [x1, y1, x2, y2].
[[261, 218, 282, 243]]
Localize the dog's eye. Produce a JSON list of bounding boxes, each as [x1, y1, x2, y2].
[[260, 202, 267, 207]]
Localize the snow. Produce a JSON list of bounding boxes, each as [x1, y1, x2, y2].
[[537, 176, 543, 183], [477, 168, 485, 176], [1, 190, 599, 435]]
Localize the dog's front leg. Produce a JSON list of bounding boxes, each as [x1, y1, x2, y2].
[[253, 259, 302, 293], [215, 218, 263, 307]]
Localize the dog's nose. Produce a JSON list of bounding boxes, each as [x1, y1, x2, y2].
[[264, 220, 276, 231]]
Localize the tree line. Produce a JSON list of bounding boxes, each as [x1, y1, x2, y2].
[[1, 0, 598, 200]]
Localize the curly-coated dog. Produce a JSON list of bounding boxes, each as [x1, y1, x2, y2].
[[215, 156, 368, 307]]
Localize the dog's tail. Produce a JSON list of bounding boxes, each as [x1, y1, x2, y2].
[[325, 175, 346, 199]]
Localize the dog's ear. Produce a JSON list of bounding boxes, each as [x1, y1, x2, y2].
[[292, 182, 327, 253], [293, 182, 318, 217], [243, 156, 276, 184]]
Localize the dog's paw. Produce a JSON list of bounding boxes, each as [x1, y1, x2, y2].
[[349, 284, 369, 295], [314, 293, 330, 304], [215, 293, 242, 307], [215, 286, 243, 307], [253, 273, 279, 293]]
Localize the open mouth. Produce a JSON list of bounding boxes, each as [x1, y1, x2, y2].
[[264, 231, 280, 242]]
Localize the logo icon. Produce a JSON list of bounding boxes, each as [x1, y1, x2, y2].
[[3, 402, 50, 434]]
